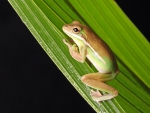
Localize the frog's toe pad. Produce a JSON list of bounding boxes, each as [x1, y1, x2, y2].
[[63, 39, 68, 45], [90, 90, 102, 98]]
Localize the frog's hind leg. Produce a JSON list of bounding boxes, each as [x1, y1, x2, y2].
[[81, 73, 118, 102]]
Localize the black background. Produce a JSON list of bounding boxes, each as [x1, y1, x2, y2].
[[0, 1, 149, 113]]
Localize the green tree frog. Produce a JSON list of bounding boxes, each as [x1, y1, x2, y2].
[[62, 21, 119, 102]]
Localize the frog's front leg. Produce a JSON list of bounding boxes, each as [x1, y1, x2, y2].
[[63, 39, 87, 63], [81, 73, 118, 102]]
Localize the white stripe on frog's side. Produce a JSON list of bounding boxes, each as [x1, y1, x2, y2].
[[86, 42, 106, 65]]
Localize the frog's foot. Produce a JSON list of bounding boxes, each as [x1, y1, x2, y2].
[[63, 39, 71, 47], [90, 90, 102, 101]]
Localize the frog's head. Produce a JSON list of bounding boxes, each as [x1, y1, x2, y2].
[[62, 21, 87, 42]]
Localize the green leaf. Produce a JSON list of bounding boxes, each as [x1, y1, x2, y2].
[[8, 0, 150, 112]]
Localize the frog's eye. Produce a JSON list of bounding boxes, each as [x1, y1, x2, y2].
[[73, 28, 79, 32], [72, 26, 81, 34]]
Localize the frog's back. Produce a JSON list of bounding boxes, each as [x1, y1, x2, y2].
[[83, 26, 119, 73]]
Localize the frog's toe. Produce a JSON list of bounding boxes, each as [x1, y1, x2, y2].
[[63, 39, 71, 47], [90, 90, 102, 98], [63, 39, 67, 44]]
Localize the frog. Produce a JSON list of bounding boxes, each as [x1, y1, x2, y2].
[[62, 21, 119, 102]]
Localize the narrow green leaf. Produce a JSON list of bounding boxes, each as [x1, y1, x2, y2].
[[8, 0, 150, 112]]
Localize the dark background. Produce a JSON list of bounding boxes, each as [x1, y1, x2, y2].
[[0, 1, 149, 113]]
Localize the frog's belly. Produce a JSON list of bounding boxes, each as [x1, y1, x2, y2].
[[86, 49, 114, 73]]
